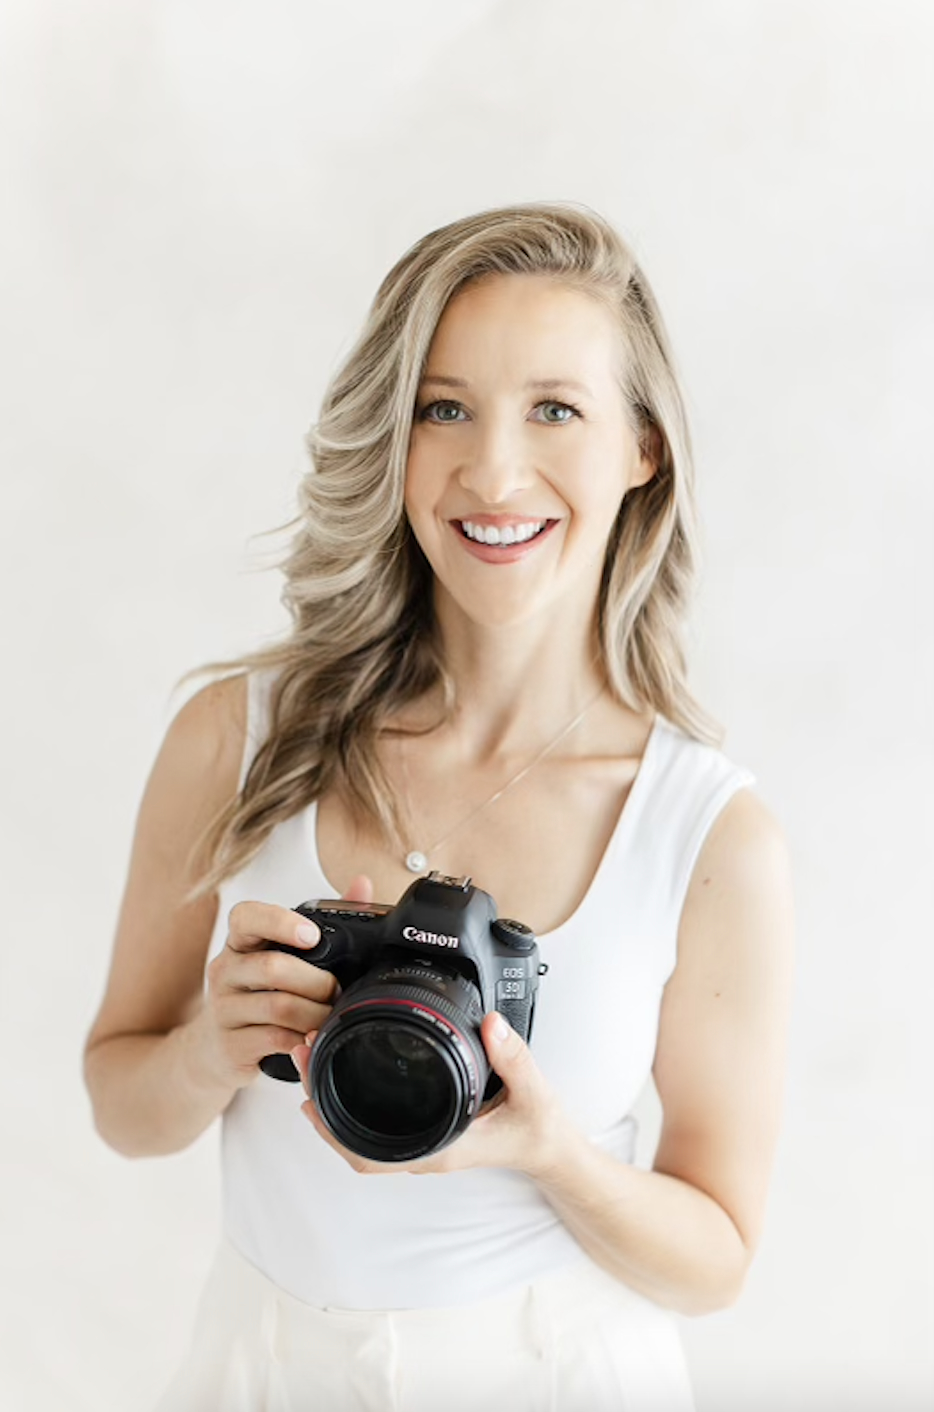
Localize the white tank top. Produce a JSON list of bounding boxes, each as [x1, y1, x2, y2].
[[205, 670, 755, 1309]]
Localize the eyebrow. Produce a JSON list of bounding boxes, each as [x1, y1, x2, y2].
[[419, 375, 594, 395]]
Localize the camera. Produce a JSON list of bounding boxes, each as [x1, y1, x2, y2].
[[259, 872, 544, 1163]]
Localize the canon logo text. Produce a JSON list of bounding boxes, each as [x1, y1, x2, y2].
[[402, 926, 460, 949]]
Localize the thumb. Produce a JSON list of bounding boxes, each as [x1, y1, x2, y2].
[[483, 1012, 536, 1096], [341, 874, 375, 904]]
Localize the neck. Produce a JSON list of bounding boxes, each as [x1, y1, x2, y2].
[[428, 588, 607, 759]]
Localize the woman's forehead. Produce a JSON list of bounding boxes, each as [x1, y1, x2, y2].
[[426, 274, 624, 387]]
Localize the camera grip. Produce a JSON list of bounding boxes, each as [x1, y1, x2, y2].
[[496, 992, 537, 1045], [260, 1053, 302, 1083]]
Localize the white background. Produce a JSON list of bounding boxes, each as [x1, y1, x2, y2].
[[1, 2, 932, 1409]]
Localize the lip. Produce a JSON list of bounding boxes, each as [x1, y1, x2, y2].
[[449, 516, 559, 564]]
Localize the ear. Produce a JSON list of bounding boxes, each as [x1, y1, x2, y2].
[[630, 419, 663, 488]]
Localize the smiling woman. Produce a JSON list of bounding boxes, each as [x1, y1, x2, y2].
[[83, 204, 793, 1412], [405, 274, 654, 629]]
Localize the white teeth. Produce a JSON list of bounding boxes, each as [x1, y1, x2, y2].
[[460, 520, 546, 546]]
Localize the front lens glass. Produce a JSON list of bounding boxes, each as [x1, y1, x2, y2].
[[329, 1023, 454, 1139]]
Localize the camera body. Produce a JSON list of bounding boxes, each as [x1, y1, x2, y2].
[[260, 872, 543, 1162]]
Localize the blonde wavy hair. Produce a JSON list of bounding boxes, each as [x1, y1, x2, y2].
[[179, 202, 718, 904]]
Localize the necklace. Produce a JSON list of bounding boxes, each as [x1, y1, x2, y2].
[[402, 688, 604, 874]]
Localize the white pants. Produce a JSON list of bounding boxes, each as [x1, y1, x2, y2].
[[151, 1239, 695, 1412]]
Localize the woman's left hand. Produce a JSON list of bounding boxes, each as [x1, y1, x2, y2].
[[291, 1011, 566, 1179]]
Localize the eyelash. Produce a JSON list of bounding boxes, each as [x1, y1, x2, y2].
[[417, 399, 583, 424]]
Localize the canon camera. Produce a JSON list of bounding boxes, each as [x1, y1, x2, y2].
[[259, 872, 544, 1163]]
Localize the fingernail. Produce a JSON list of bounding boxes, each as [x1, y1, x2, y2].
[[493, 1013, 509, 1042], [291, 1047, 305, 1077], [295, 923, 319, 946]]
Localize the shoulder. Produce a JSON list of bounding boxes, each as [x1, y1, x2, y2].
[[147, 674, 249, 842], [638, 718, 761, 900], [686, 788, 793, 912], [674, 787, 795, 998], [165, 673, 248, 777], [651, 716, 750, 786], [170, 671, 247, 739]]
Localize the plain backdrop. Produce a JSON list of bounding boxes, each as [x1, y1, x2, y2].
[[1, 2, 932, 1409]]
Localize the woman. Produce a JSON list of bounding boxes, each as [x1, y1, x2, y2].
[[84, 204, 794, 1411]]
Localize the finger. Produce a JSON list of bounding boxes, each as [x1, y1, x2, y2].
[[293, 1031, 321, 1097], [223, 948, 338, 1002], [290, 1043, 311, 1093], [224, 1023, 318, 1068], [218, 991, 334, 1037], [293, 1033, 321, 1102], [481, 1011, 538, 1101], [341, 874, 375, 904], [225, 899, 321, 955]]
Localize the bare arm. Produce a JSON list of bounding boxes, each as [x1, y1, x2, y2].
[[83, 675, 335, 1157], [520, 789, 795, 1314]]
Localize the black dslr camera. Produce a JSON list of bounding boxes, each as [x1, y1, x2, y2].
[[259, 872, 545, 1163]]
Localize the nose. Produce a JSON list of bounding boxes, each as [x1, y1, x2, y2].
[[456, 413, 536, 506]]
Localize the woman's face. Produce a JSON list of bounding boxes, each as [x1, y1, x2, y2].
[[405, 273, 654, 632]]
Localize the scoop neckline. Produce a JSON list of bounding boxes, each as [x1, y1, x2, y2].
[[305, 711, 667, 943]]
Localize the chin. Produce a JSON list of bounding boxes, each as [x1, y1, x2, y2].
[[440, 584, 571, 633]]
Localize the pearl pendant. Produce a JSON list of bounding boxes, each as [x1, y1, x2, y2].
[[405, 850, 428, 873]]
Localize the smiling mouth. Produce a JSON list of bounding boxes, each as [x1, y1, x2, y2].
[[456, 519, 552, 546]]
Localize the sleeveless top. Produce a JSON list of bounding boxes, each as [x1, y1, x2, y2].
[[205, 669, 755, 1310]]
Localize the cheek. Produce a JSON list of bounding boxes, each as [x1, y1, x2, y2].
[[557, 451, 625, 519], [403, 462, 444, 561], [567, 431, 634, 511], [402, 454, 431, 521]]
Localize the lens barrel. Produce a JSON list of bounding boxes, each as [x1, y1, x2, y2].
[[310, 967, 488, 1163]]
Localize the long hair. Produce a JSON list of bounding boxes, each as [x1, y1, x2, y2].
[[178, 203, 718, 903]]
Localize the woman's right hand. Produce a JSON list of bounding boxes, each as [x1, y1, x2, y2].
[[194, 874, 375, 1091]]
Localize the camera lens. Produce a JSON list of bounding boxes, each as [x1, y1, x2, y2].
[[310, 965, 488, 1163], [329, 1023, 455, 1140]]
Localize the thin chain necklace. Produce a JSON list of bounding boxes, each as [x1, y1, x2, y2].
[[401, 687, 605, 874]]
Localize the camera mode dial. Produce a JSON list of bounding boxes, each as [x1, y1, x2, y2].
[[491, 918, 536, 952]]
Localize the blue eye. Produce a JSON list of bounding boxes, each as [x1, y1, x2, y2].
[[417, 398, 580, 424], [535, 401, 579, 424], [420, 401, 466, 423]]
